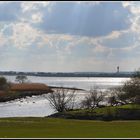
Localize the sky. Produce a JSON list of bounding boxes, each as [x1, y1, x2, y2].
[[0, 1, 140, 72]]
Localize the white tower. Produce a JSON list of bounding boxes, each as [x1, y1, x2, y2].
[[117, 66, 119, 73]]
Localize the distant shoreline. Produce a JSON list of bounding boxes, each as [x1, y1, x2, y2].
[[0, 70, 134, 77]]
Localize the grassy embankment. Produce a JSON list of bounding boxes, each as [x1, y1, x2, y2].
[[0, 117, 140, 138], [48, 104, 140, 120]]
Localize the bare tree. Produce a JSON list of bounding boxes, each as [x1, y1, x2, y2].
[[81, 87, 105, 109], [108, 95, 118, 106], [46, 87, 76, 112], [107, 87, 127, 106]]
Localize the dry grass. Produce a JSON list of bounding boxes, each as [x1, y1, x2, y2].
[[0, 90, 6, 96], [0, 83, 53, 102], [10, 83, 51, 92]]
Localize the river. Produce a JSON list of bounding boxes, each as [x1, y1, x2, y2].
[[0, 76, 130, 117]]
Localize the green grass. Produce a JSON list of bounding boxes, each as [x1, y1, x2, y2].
[[118, 104, 140, 109], [68, 104, 140, 115], [0, 117, 140, 138]]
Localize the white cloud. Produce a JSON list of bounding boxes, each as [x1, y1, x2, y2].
[[122, 1, 132, 8], [19, 1, 52, 24], [122, 1, 140, 32], [21, 2, 37, 13], [31, 12, 43, 23], [21, 1, 51, 13], [7, 22, 41, 49]]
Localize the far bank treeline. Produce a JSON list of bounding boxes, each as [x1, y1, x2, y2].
[[0, 71, 134, 77]]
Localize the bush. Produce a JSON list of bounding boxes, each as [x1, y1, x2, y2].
[[46, 88, 76, 112], [0, 77, 10, 90], [81, 87, 105, 109], [107, 70, 140, 105]]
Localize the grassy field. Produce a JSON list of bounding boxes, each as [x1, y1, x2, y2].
[[0, 117, 139, 138]]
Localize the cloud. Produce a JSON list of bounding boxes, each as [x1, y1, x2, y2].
[[39, 2, 131, 37], [31, 12, 43, 23], [0, 1, 140, 72], [121, 2, 140, 32], [0, 1, 51, 24], [0, 22, 43, 49], [10, 22, 39, 49], [21, 1, 50, 13], [0, 2, 132, 37]]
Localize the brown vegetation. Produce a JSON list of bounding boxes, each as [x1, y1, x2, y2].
[[0, 90, 6, 96], [10, 83, 52, 92], [0, 82, 53, 102]]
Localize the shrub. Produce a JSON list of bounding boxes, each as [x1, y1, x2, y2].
[[0, 77, 10, 90], [81, 87, 105, 109]]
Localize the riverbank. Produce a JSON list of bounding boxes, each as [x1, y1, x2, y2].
[[48, 86, 86, 91], [47, 104, 140, 121], [0, 84, 85, 103], [0, 117, 139, 138]]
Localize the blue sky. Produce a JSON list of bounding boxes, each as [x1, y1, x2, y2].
[[0, 1, 140, 72]]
